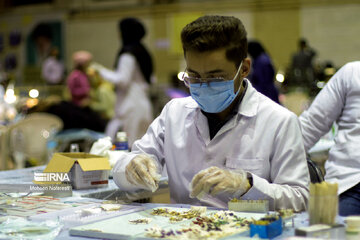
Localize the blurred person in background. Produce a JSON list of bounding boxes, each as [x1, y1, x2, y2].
[[87, 68, 116, 121], [92, 17, 154, 148], [31, 23, 64, 85], [34, 50, 107, 132], [67, 51, 92, 107], [299, 61, 360, 216], [288, 38, 317, 93], [247, 40, 280, 104]]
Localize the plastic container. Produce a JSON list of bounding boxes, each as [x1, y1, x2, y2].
[[114, 132, 128, 151], [308, 194, 338, 225], [228, 199, 269, 213], [70, 143, 80, 152], [250, 217, 282, 239], [346, 216, 360, 240]]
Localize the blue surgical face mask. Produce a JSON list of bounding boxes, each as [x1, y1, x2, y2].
[[189, 62, 243, 113]]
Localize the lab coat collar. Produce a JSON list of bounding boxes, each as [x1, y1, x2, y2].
[[214, 80, 258, 138], [184, 97, 198, 109], [236, 79, 259, 118]]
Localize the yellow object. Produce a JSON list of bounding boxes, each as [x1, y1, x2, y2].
[[22, 15, 33, 26], [170, 12, 202, 55], [346, 216, 360, 240], [278, 209, 294, 218], [309, 181, 338, 225], [228, 199, 269, 213], [43, 152, 110, 189], [282, 90, 310, 116]]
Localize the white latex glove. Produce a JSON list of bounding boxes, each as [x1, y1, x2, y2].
[[107, 150, 128, 168], [190, 166, 251, 199], [89, 136, 113, 156], [90, 137, 126, 168], [125, 154, 161, 192]]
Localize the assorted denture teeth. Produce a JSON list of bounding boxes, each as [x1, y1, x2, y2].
[[145, 207, 256, 239], [128, 218, 152, 224]]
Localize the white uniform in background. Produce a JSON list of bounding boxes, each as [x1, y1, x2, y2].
[[0, 85, 4, 100], [113, 80, 309, 211], [299, 61, 360, 195], [98, 53, 153, 147], [41, 56, 64, 84]]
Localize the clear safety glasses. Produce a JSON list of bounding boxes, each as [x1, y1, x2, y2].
[[180, 62, 242, 88]]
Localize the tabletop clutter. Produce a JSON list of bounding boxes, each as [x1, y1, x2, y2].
[[308, 181, 338, 225], [37, 135, 128, 191], [0, 135, 356, 239], [43, 152, 110, 190], [69, 205, 292, 239], [295, 181, 347, 239]]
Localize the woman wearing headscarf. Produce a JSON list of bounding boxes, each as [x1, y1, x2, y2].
[[247, 40, 280, 104], [93, 17, 154, 147]]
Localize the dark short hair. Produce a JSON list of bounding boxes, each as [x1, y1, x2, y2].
[[299, 38, 307, 47], [181, 15, 247, 67]]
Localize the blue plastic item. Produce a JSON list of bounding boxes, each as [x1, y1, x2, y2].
[[114, 131, 128, 151], [250, 217, 283, 239], [114, 141, 128, 151]]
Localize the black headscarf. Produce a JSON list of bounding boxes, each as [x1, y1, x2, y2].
[[114, 18, 153, 84], [248, 40, 266, 59]]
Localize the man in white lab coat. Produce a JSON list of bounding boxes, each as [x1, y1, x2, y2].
[[113, 15, 309, 211], [299, 61, 360, 216]]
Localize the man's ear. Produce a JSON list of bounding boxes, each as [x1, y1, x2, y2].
[[241, 58, 251, 78]]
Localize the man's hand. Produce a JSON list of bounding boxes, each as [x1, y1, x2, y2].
[[125, 154, 161, 192], [190, 166, 251, 199]]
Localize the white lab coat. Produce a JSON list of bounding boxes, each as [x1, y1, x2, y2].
[[113, 80, 309, 211], [41, 56, 64, 85], [299, 61, 360, 195], [98, 53, 153, 146]]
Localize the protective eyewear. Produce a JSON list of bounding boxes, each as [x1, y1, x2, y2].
[[180, 62, 242, 87]]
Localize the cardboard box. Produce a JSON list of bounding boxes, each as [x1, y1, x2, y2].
[[44, 153, 110, 189]]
